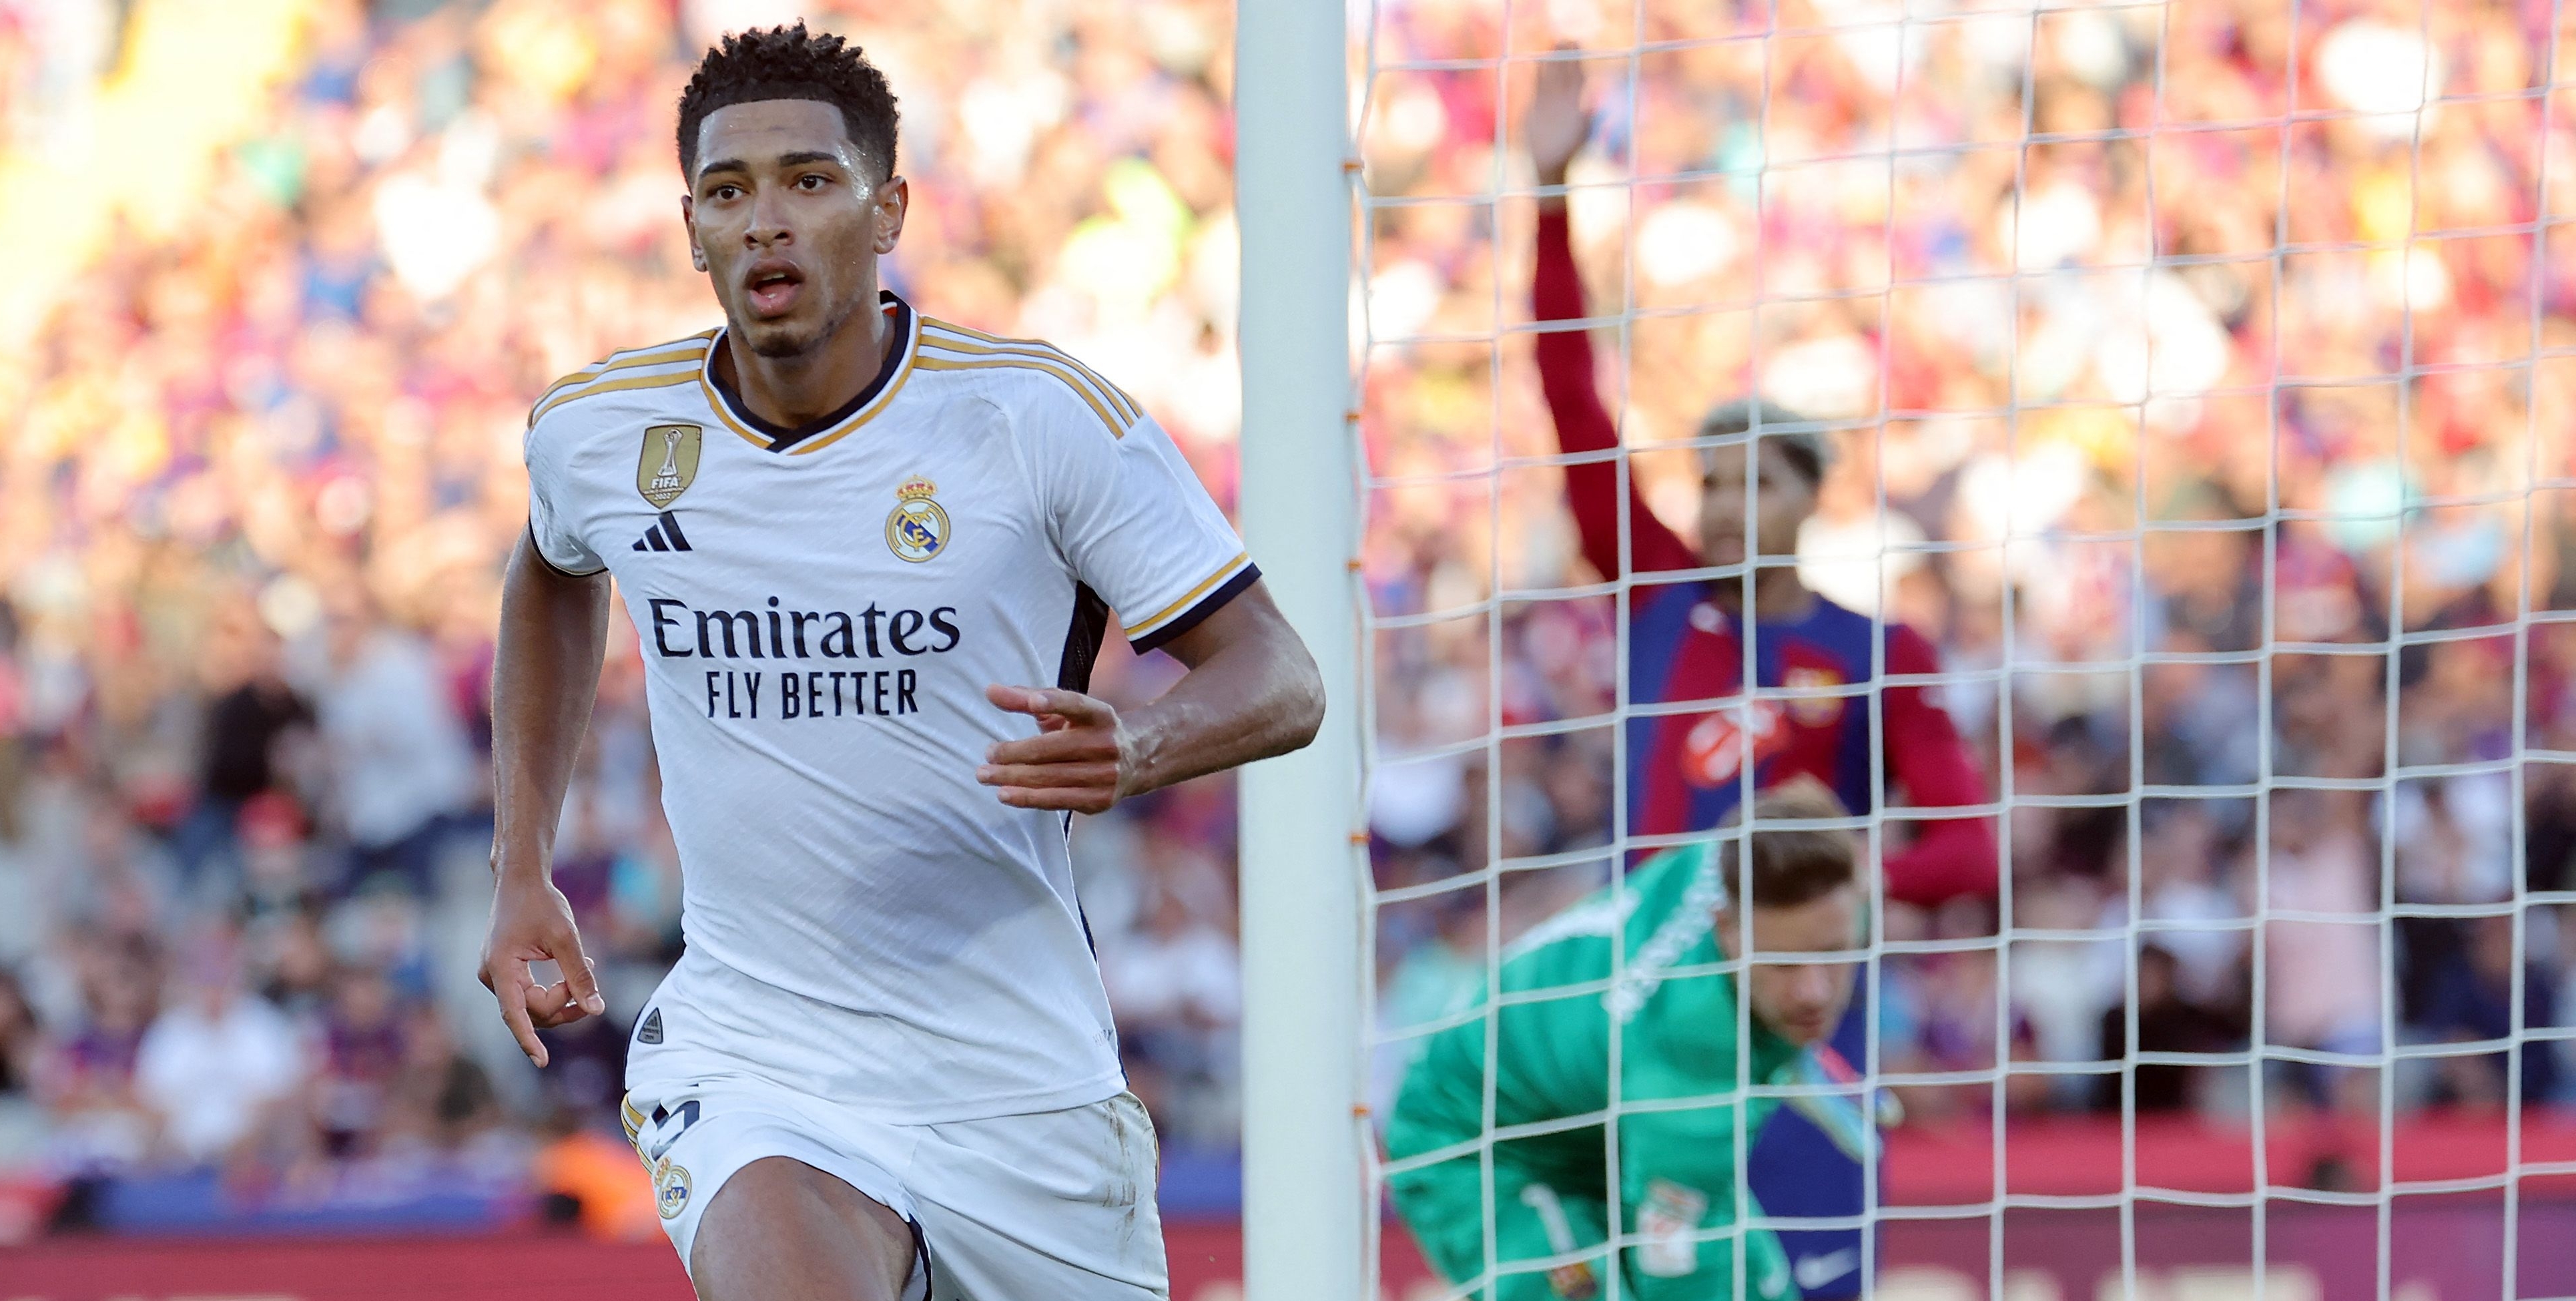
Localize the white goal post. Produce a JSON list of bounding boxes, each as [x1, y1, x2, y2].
[[1235, 3, 1368, 1301]]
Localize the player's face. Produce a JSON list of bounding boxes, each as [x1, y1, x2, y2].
[[1718, 883, 1861, 1047], [683, 99, 906, 359], [1698, 441, 1817, 569]]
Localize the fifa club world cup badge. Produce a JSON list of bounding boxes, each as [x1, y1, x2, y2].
[[886, 475, 950, 563], [638, 423, 703, 509]]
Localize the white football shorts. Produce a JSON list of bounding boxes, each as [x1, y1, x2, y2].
[[621, 964, 1168, 1299]]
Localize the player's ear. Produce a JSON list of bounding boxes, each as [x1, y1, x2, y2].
[[682, 194, 707, 273], [874, 175, 908, 256], [1713, 905, 1740, 961]]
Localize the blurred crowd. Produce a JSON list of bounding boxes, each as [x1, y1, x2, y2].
[[3, 0, 2576, 1242]]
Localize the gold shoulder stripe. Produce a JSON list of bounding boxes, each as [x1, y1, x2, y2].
[[922, 323, 1139, 422], [922, 321, 1141, 425], [531, 369, 701, 425], [541, 336, 713, 396], [925, 319, 1133, 408], [529, 336, 716, 424], [922, 332, 1139, 427], [1125, 552, 1252, 637], [914, 353, 1125, 439]]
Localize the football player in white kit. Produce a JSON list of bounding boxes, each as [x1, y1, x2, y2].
[[476, 23, 1323, 1301]]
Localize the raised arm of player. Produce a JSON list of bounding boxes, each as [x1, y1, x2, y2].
[[1879, 627, 1999, 906], [476, 530, 614, 1067], [977, 583, 1323, 814], [1529, 58, 1700, 581]]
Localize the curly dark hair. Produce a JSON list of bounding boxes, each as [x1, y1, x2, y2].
[[675, 22, 900, 180]]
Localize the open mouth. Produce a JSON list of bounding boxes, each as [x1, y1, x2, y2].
[[744, 262, 805, 317]]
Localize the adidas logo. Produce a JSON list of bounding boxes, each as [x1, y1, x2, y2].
[[632, 511, 693, 553], [637, 1008, 664, 1045]]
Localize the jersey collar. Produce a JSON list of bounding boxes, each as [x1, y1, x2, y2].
[[701, 291, 920, 455]]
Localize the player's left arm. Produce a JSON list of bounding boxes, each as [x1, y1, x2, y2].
[[979, 374, 1324, 813], [1878, 625, 1999, 906], [978, 583, 1323, 813]]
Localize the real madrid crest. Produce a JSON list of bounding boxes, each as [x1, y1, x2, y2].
[[886, 475, 949, 563], [637, 424, 703, 509], [653, 1155, 693, 1220]]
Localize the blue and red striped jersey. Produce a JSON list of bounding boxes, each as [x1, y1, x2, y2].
[[1625, 579, 1965, 856]]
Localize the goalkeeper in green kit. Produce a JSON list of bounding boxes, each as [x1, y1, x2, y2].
[[1386, 784, 1884, 1300]]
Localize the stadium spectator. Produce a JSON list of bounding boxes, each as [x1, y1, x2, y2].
[[2414, 915, 2561, 1109], [310, 586, 474, 896], [2129, 804, 2251, 1009], [176, 596, 312, 890], [377, 1000, 505, 1160], [2264, 788, 2385, 1113], [34, 929, 159, 1173], [0, 967, 41, 1164], [131, 937, 303, 1166], [2095, 945, 2246, 1115], [313, 963, 406, 1156], [1099, 842, 1245, 1148], [532, 1101, 662, 1241]]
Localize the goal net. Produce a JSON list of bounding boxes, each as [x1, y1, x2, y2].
[[1345, 0, 2576, 1298]]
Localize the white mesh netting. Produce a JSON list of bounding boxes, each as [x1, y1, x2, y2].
[[1349, 0, 2576, 1297]]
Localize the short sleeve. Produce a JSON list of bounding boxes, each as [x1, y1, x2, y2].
[[525, 414, 607, 577], [1037, 402, 1255, 653]]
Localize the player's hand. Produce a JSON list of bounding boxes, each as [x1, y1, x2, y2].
[[978, 684, 1135, 815], [1528, 51, 1589, 187], [477, 871, 606, 1068]]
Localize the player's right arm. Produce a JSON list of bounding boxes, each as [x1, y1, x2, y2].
[[478, 417, 614, 1068], [1878, 624, 2000, 906], [1529, 57, 1700, 581]]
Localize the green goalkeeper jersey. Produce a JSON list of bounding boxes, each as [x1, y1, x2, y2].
[[1385, 844, 1851, 1300]]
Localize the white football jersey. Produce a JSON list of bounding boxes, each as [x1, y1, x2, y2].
[[524, 294, 1255, 1121]]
